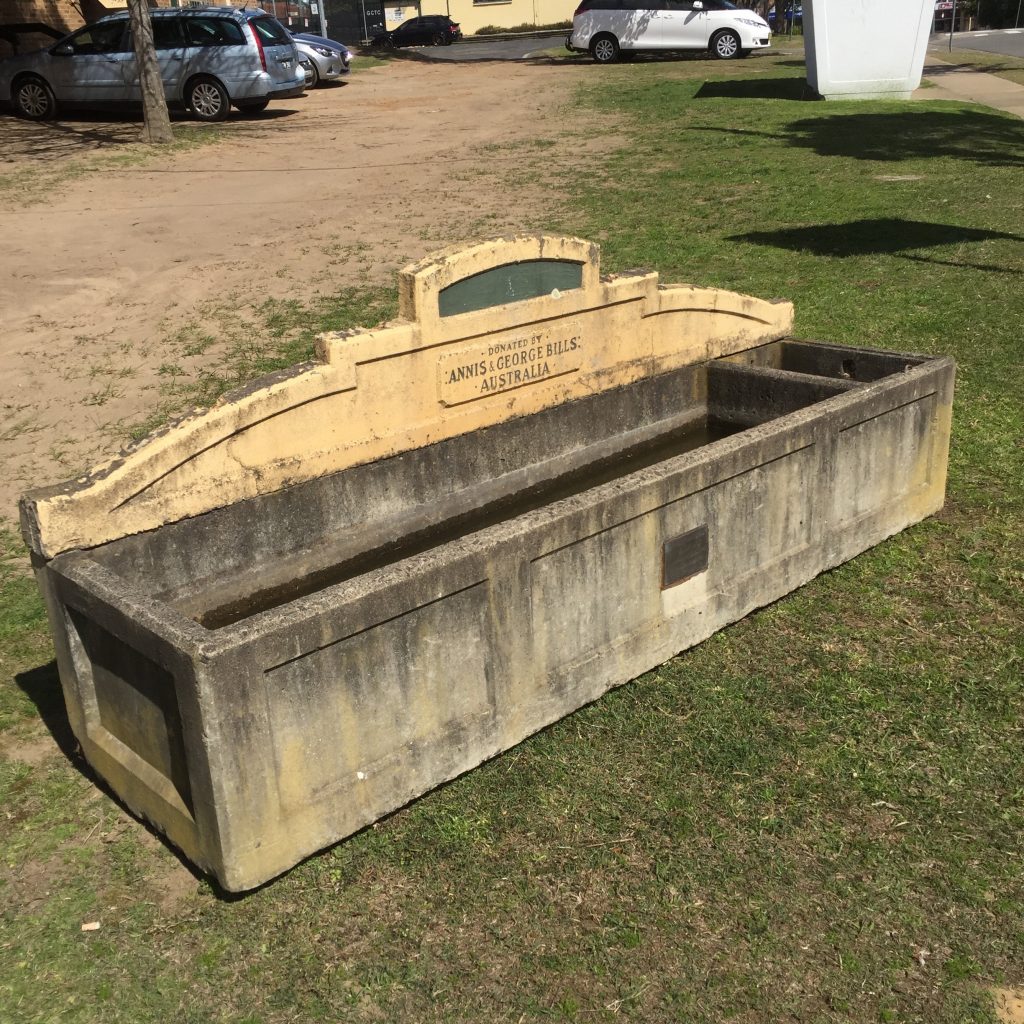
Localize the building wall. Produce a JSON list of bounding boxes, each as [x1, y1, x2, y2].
[[1, 0, 575, 55], [0, 0, 329, 54], [0, 0, 179, 56], [385, 0, 577, 34]]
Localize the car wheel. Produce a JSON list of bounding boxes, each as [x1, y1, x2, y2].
[[306, 60, 320, 87], [710, 29, 741, 59], [590, 34, 620, 64], [236, 98, 270, 115], [13, 75, 56, 120], [187, 76, 230, 122], [431, 32, 446, 45]]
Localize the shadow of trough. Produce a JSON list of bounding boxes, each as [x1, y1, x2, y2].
[[14, 659, 215, 892], [15, 660, 78, 762], [730, 218, 1024, 274], [695, 76, 814, 101]]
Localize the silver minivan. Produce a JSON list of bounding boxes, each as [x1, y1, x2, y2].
[[1, 7, 305, 122]]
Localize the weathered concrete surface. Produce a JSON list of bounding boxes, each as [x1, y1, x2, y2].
[[20, 235, 792, 560], [20, 238, 954, 891]]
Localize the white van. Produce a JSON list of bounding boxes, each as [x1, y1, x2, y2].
[[567, 0, 772, 63]]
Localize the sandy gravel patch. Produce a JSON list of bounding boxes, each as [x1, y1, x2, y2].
[[0, 57, 598, 525]]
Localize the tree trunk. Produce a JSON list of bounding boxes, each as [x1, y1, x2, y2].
[[127, 0, 173, 144]]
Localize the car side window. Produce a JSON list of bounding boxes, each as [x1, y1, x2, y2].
[[68, 22, 129, 54], [185, 18, 245, 47], [150, 18, 185, 50], [249, 17, 290, 45], [398, 18, 420, 32]]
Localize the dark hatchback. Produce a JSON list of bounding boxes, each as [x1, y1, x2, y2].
[[372, 15, 462, 47]]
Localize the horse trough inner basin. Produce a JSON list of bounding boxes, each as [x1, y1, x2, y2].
[[20, 236, 954, 891]]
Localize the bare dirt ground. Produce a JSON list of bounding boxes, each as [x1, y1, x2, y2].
[[0, 56, 595, 527]]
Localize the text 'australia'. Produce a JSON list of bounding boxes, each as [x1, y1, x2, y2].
[[444, 337, 580, 395], [437, 325, 585, 406]]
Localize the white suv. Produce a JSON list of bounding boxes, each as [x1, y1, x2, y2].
[[568, 0, 772, 63]]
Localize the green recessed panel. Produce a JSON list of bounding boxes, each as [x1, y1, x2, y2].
[[438, 260, 584, 318]]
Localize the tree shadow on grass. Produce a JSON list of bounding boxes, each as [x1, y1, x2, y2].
[[695, 76, 814, 101], [0, 105, 294, 162], [693, 108, 1024, 167], [787, 109, 1024, 166], [730, 218, 1024, 274]]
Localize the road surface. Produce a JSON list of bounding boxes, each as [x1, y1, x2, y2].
[[387, 33, 569, 61], [949, 27, 1024, 59]]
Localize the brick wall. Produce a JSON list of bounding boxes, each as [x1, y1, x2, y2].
[[0, 0, 178, 57]]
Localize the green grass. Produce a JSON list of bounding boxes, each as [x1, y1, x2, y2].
[[2, 52, 1023, 1023], [128, 289, 395, 441], [931, 44, 1024, 87], [350, 53, 396, 71]]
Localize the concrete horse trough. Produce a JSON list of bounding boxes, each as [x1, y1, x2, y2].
[[21, 236, 954, 891]]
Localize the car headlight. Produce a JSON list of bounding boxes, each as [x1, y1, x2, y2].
[[737, 17, 768, 28], [311, 45, 336, 57]]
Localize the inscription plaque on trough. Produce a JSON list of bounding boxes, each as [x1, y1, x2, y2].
[[19, 234, 954, 891], [437, 322, 583, 406], [662, 525, 710, 589]]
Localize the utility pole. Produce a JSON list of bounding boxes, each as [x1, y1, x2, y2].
[[127, 0, 173, 144]]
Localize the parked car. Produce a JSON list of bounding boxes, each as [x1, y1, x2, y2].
[[567, 0, 771, 63], [767, 3, 803, 29], [0, 6, 305, 122], [372, 15, 462, 48], [289, 31, 351, 86]]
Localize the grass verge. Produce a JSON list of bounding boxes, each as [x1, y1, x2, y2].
[[929, 44, 1024, 87], [2, 49, 1023, 1024]]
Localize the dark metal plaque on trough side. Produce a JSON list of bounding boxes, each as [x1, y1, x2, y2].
[[663, 525, 709, 589]]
